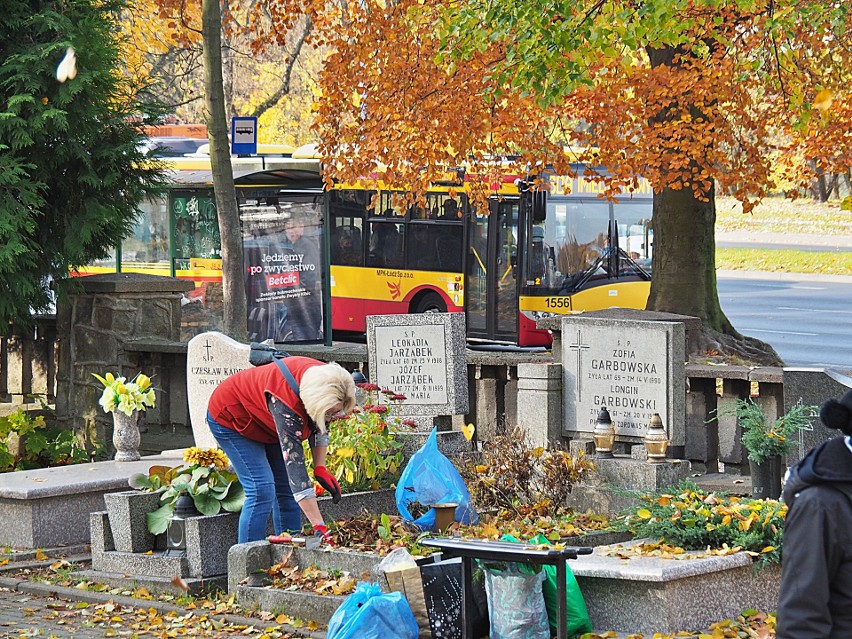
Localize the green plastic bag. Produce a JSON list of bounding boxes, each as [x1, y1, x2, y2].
[[502, 534, 593, 637]]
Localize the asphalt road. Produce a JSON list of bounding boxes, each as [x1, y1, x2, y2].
[[717, 272, 852, 369], [714, 230, 852, 369]]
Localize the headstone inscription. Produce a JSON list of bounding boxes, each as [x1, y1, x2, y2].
[[367, 313, 468, 423], [561, 316, 686, 449], [186, 332, 252, 449]]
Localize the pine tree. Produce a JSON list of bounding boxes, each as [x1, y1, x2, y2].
[[0, 0, 164, 333]]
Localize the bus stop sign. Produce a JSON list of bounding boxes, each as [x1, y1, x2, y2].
[[231, 116, 257, 155]]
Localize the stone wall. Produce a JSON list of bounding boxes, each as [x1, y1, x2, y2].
[[54, 273, 193, 452]]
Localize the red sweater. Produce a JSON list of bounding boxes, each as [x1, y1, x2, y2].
[[207, 356, 323, 444]]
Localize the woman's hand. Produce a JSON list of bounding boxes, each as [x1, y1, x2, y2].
[[314, 466, 342, 503], [313, 523, 335, 546]]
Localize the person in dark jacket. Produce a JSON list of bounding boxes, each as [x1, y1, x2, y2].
[[777, 389, 852, 639], [206, 357, 356, 544]]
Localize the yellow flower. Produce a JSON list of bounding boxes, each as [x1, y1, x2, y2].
[[184, 447, 230, 469], [92, 371, 156, 414]]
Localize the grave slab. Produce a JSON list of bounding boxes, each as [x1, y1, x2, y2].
[[226, 533, 772, 635], [0, 452, 184, 549], [567, 455, 692, 514], [86, 507, 238, 595], [229, 541, 385, 623], [571, 540, 780, 635]]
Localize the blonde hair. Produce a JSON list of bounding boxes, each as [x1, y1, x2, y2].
[[300, 363, 356, 433]]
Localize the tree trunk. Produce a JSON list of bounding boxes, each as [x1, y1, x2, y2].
[[646, 184, 729, 330], [202, 0, 247, 340], [221, 30, 235, 118], [645, 45, 781, 365]]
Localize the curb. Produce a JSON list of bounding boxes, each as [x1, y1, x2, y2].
[[716, 269, 852, 283], [0, 572, 326, 639]]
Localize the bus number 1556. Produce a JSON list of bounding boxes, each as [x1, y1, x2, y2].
[[544, 297, 572, 310]]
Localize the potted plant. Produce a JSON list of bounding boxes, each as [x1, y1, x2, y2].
[[92, 371, 156, 461], [130, 447, 246, 535], [712, 399, 816, 499]]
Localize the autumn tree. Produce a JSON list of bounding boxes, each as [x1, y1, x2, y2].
[[123, 0, 319, 138], [131, 0, 321, 338], [0, 0, 164, 334], [311, 0, 852, 364]]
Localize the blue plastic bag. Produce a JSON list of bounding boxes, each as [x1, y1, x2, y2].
[[327, 581, 420, 639], [395, 427, 477, 530]]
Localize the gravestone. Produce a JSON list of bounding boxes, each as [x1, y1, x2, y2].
[[783, 367, 852, 464], [366, 313, 468, 428], [186, 332, 252, 449], [561, 316, 686, 451]]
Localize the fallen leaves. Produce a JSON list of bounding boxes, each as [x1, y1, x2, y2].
[[266, 553, 358, 596], [601, 540, 744, 561], [65, 601, 286, 637]]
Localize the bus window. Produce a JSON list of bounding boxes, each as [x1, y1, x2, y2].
[[367, 221, 404, 268], [377, 192, 407, 218], [544, 199, 610, 290], [406, 222, 463, 271], [330, 189, 369, 267], [332, 223, 363, 266], [614, 202, 653, 271], [121, 195, 171, 275], [523, 224, 556, 289]]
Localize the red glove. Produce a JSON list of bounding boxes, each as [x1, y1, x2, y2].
[[314, 466, 342, 504], [313, 524, 335, 546]]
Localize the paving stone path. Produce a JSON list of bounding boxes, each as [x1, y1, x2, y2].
[[0, 587, 110, 639], [0, 582, 320, 639]]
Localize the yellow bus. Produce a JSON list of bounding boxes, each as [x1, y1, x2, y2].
[[328, 167, 652, 346]]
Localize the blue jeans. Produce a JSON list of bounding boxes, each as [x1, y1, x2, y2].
[[207, 413, 302, 542]]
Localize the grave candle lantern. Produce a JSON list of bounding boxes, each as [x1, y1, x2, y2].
[[592, 406, 615, 458], [643, 413, 670, 463], [164, 493, 198, 557]]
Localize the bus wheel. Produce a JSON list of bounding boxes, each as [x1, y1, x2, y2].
[[412, 292, 447, 314]]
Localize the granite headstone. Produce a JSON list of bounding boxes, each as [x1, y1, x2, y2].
[[186, 332, 252, 448], [783, 367, 852, 463], [366, 313, 468, 423], [561, 316, 686, 448]]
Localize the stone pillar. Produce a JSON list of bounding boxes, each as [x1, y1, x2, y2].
[[716, 374, 751, 473], [685, 375, 719, 473], [55, 273, 194, 450], [516, 362, 563, 448]]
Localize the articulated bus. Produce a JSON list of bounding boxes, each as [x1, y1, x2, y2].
[[328, 168, 652, 346], [79, 154, 653, 347]]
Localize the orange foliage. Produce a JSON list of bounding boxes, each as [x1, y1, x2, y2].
[[307, 0, 852, 210], [134, 0, 851, 209]]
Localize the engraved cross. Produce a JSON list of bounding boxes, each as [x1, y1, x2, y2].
[[568, 330, 590, 401]]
